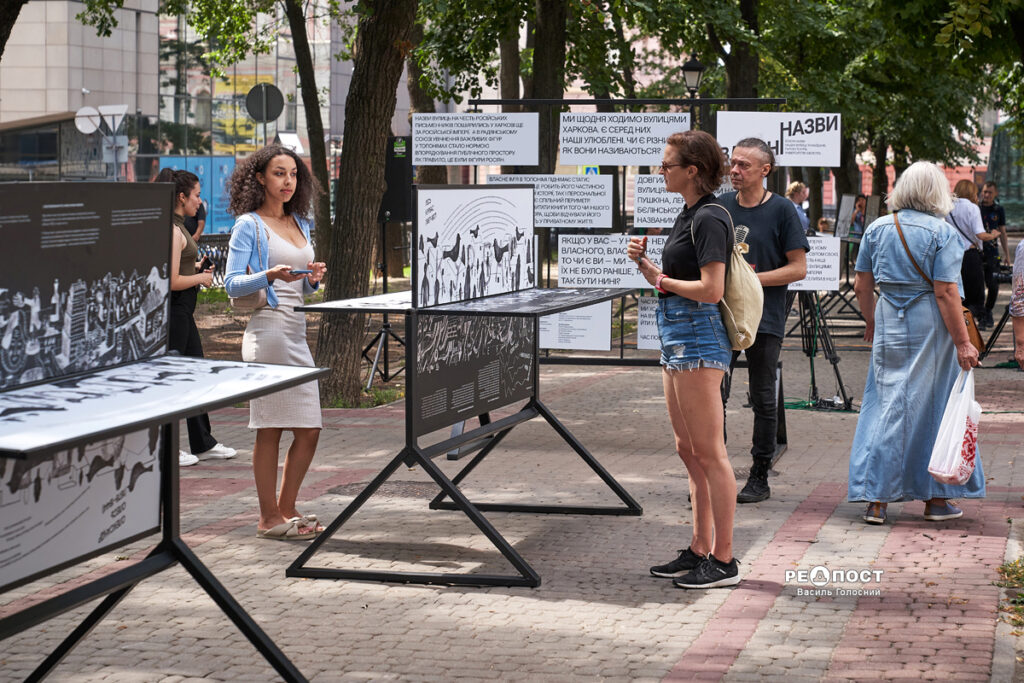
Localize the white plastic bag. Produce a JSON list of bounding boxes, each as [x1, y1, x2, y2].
[[928, 369, 982, 485]]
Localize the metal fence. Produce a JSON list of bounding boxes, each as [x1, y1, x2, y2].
[[196, 233, 317, 288]]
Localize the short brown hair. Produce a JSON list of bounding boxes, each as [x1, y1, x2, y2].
[[953, 179, 978, 203], [734, 137, 776, 174], [665, 130, 728, 196]]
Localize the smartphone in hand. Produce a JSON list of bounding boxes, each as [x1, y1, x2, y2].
[[290, 269, 313, 275], [199, 255, 215, 271]]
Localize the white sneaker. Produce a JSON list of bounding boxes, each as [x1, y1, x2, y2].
[[197, 443, 237, 460], [179, 450, 199, 467]]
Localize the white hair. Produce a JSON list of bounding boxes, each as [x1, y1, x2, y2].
[[886, 162, 954, 216]]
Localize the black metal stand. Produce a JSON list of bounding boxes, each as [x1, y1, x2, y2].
[[2, 424, 306, 683], [361, 210, 406, 389], [361, 321, 405, 389], [796, 291, 853, 410], [287, 398, 642, 588], [980, 304, 1012, 362]]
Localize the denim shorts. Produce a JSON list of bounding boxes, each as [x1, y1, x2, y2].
[[656, 295, 732, 372]]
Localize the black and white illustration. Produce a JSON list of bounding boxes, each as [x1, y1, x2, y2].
[[0, 356, 319, 454], [0, 428, 161, 592], [0, 183, 172, 390], [0, 270, 168, 391], [413, 314, 535, 437], [415, 187, 535, 308]]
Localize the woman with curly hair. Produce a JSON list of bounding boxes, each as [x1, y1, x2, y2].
[[224, 145, 328, 541]]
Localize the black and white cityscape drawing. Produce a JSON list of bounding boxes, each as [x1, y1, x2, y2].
[[0, 428, 162, 591], [413, 314, 535, 436], [0, 270, 169, 390], [416, 188, 535, 307]]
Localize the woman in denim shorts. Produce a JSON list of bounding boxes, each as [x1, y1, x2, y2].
[[627, 130, 740, 589]]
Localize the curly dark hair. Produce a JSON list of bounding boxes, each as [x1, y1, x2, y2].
[[227, 145, 319, 218]]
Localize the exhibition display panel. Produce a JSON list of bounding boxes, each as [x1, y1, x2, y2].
[[290, 185, 641, 588], [0, 183, 323, 683]]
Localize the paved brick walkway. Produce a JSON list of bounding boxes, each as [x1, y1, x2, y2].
[[2, 328, 1022, 681]]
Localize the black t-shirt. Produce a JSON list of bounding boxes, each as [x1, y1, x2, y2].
[[658, 194, 731, 299], [184, 201, 207, 236], [718, 191, 809, 337], [978, 201, 1005, 233]]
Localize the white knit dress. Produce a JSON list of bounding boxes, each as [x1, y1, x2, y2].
[[241, 229, 322, 429]]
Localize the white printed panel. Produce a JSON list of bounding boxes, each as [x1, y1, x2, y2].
[[559, 113, 690, 166], [487, 174, 613, 228], [1, 429, 161, 591], [413, 113, 539, 166], [790, 235, 841, 291], [637, 296, 660, 351], [416, 187, 535, 307], [558, 234, 667, 289], [539, 301, 612, 351], [633, 175, 686, 229], [717, 112, 841, 167]]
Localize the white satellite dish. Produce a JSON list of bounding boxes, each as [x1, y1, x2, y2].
[[75, 106, 101, 134]]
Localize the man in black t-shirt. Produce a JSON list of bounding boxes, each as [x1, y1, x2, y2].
[[718, 139, 809, 503], [979, 181, 1008, 328], [184, 199, 207, 241]]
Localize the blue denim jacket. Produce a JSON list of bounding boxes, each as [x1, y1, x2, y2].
[[856, 209, 965, 307], [224, 212, 318, 309]]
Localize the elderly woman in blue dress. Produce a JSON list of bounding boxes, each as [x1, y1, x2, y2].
[[849, 161, 984, 524]]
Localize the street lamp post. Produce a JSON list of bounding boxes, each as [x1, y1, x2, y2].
[[680, 53, 706, 129]]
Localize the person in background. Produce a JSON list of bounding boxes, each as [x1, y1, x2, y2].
[[163, 168, 237, 467], [627, 130, 740, 589], [851, 194, 867, 236], [785, 181, 810, 233], [718, 138, 809, 504], [225, 145, 327, 541], [185, 198, 207, 241], [946, 179, 1000, 329], [978, 181, 1008, 328], [816, 217, 833, 235], [849, 162, 984, 524]]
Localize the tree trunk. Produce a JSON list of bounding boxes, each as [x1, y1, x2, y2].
[[709, 0, 759, 104], [521, 18, 535, 99], [531, 0, 567, 175], [282, 0, 330, 249], [871, 137, 888, 197], [806, 166, 822, 229], [0, 1, 28, 61], [499, 20, 521, 175], [317, 0, 417, 406], [834, 134, 861, 199], [527, 0, 567, 268], [407, 22, 447, 186], [891, 145, 909, 184]]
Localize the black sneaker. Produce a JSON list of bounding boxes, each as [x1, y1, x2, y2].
[[650, 547, 706, 578], [673, 554, 741, 589], [737, 460, 771, 504]]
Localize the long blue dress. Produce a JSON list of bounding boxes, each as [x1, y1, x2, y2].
[[847, 209, 986, 503]]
